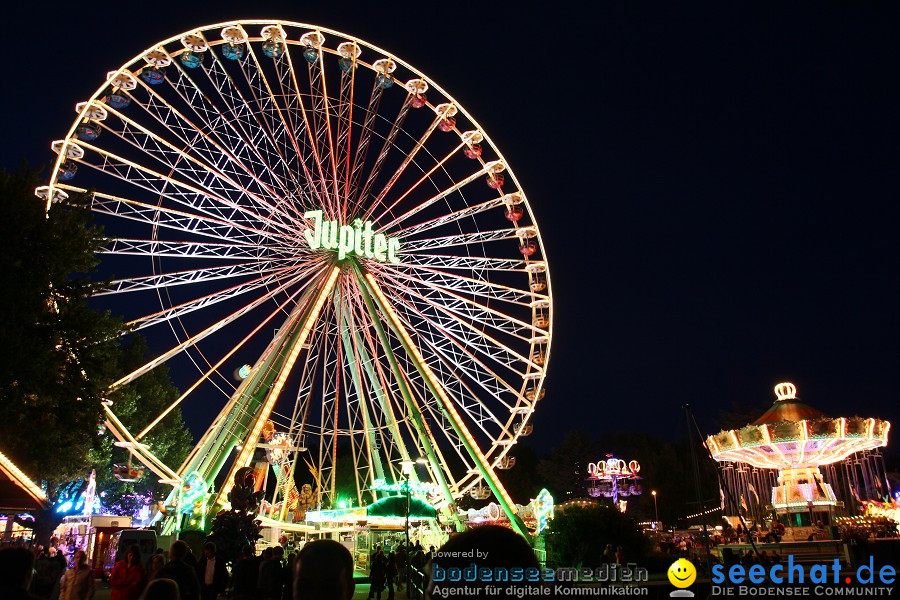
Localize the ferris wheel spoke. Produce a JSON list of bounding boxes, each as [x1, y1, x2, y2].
[[153, 40, 306, 210], [339, 327, 381, 502], [98, 102, 302, 234], [347, 293, 421, 483], [386, 335, 464, 499], [401, 228, 519, 252], [376, 161, 497, 232], [340, 288, 391, 490], [394, 350, 503, 499], [363, 108, 447, 222], [351, 96, 412, 215], [80, 188, 283, 248], [352, 268, 463, 510], [111, 80, 302, 229], [135, 273, 317, 440], [199, 32, 314, 208], [153, 90, 300, 222], [395, 193, 518, 239], [414, 396, 478, 487], [103, 406, 181, 483], [277, 45, 337, 216], [380, 261, 541, 306], [96, 259, 296, 296], [316, 305, 342, 506], [365, 141, 463, 226], [346, 80, 386, 211], [301, 40, 342, 206], [333, 46, 359, 214], [394, 365, 466, 496], [400, 326, 512, 437], [378, 278, 537, 380], [377, 269, 540, 344], [400, 253, 526, 272], [288, 304, 332, 441], [347, 293, 414, 477], [242, 39, 336, 215], [382, 288, 526, 410], [358, 271, 521, 518], [110, 265, 318, 390], [101, 238, 268, 261], [74, 140, 295, 239], [126, 262, 311, 331]]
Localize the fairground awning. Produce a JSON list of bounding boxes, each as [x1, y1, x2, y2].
[[0, 449, 48, 512]]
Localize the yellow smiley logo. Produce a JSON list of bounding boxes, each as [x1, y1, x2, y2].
[[667, 558, 696, 588]]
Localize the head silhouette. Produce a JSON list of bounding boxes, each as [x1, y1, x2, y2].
[[294, 539, 355, 600]]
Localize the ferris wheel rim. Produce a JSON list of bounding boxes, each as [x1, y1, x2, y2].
[[42, 18, 553, 513]]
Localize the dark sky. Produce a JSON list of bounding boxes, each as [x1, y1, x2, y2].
[[4, 2, 900, 455]]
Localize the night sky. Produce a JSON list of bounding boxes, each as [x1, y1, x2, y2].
[[3, 2, 900, 456]]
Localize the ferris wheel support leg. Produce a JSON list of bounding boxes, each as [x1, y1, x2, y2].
[[339, 305, 388, 496], [352, 264, 465, 532], [356, 267, 531, 541], [214, 266, 341, 509], [349, 322, 415, 485]]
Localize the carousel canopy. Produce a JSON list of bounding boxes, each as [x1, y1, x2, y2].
[[367, 495, 437, 519], [752, 396, 827, 425], [707, 382, 890, 470]]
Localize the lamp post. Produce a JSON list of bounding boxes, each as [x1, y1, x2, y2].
[[651, 490, 659, 529], [400, 458, 428, 598], [400, 460, 414, 598]]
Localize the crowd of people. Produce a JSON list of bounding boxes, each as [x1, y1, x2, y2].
[[364, 541, 435, 600], [0, 538, 335, 600], [0, 525, 546, 600]]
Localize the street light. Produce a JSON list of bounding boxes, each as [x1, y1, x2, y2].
[[651, 490, 659, 529]]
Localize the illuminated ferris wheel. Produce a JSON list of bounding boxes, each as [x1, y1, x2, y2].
[[39, 20, 551, 536]]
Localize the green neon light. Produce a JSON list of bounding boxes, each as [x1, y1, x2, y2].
[[372, 478, 439, 495], [179, 471, 207, 515], [532, 488, 554, 534], [304, 210, 400, 263]]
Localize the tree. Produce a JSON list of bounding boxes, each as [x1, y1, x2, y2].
[[546, 504, 651, 568], [715, 399, 770, 432], [537, 430, 599, 500], [0, 167, 123, 543], [91, 334, 193, 518]]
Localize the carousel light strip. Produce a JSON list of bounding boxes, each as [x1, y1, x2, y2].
[[0, 450, 48, 505], [218, 265, 340, 503], [773, 501, 838, 509], [684, 506, 721, 519]]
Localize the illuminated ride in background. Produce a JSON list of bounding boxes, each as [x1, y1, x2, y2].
[[39, 20, 552, 538], [587, 456, 642, 512], [707, 383, 891, 530]]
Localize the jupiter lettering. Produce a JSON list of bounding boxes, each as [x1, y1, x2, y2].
[[303, 210, 401, 264]]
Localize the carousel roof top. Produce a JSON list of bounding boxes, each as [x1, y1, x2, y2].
[[752, 391, 828, 425]]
